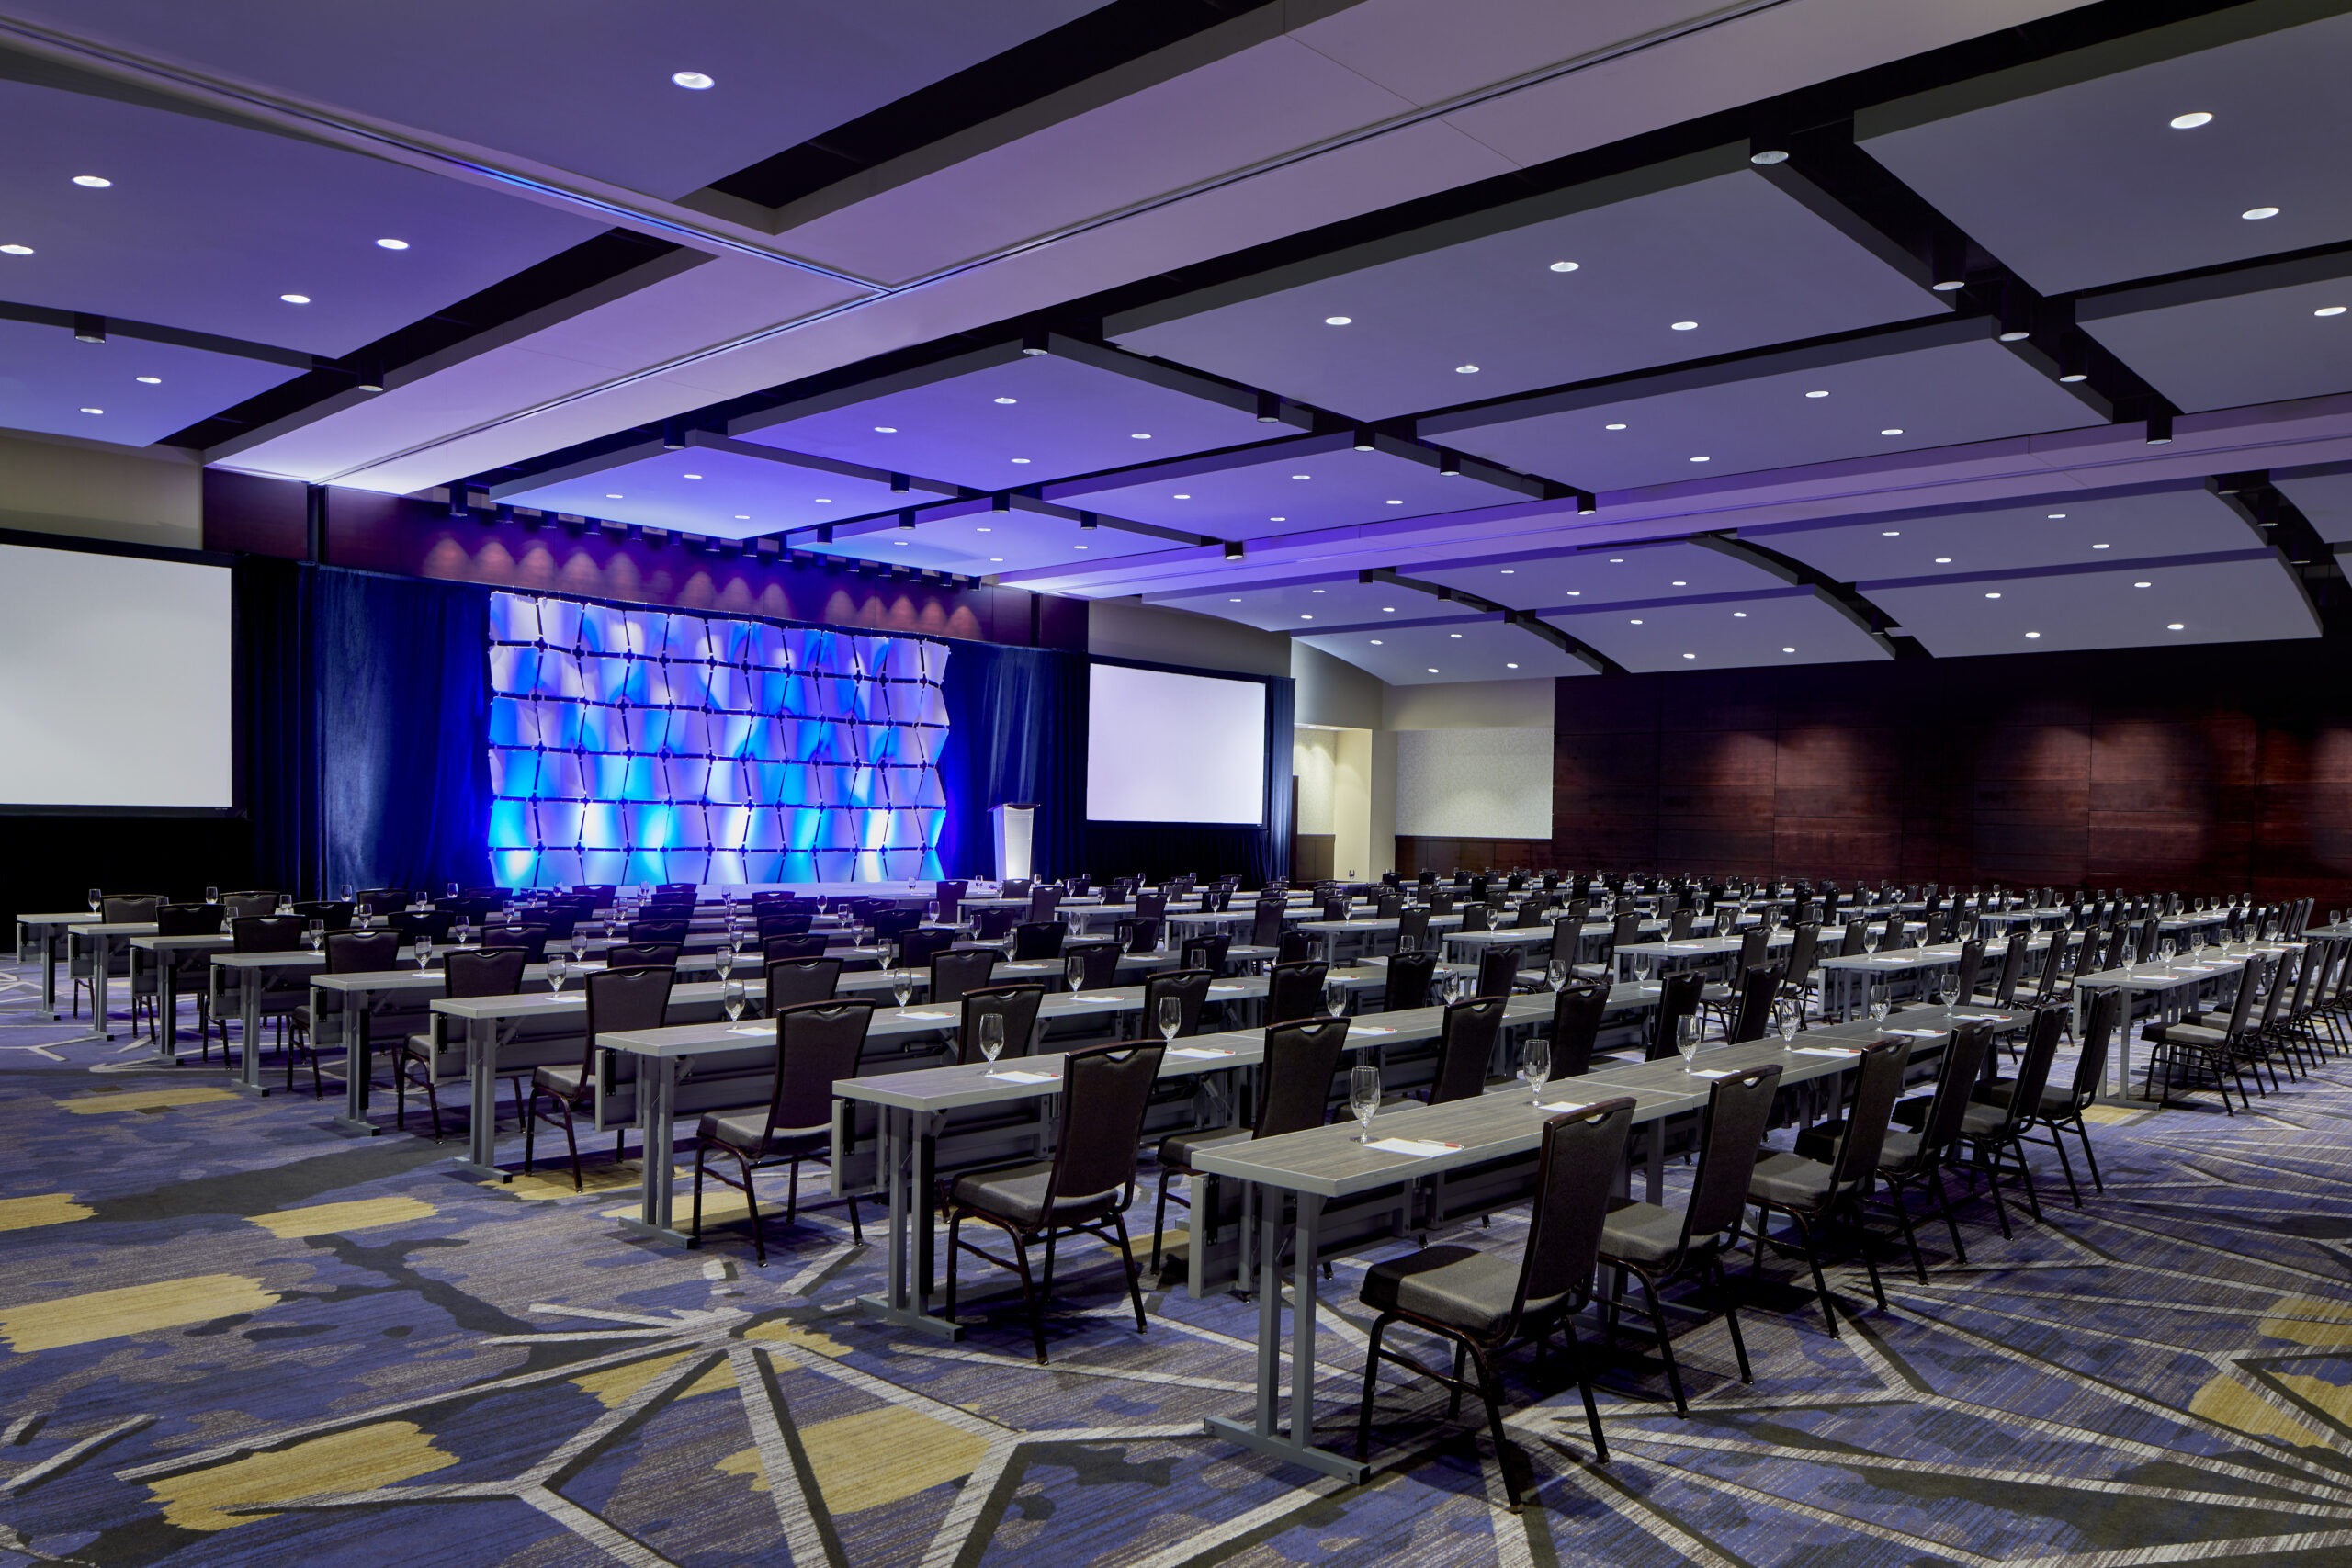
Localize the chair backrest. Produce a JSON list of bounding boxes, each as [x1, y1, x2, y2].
[[1667, 907, 1696, 940], [604, 941, 681, 969], [1135, 891, 1168, 920], [1839, 917, 1870, 957], [1474, 944, 1522, 998], [1989, 938, 2029, 1003], [1546, 981, 1608, 1079], [899, 928, 956, 969], [1375, 893, 1404, 919], [1515, 1099, 1636, 1322], [441, 942, 529, 998], [1826, 1038, 1910, 1189], [929, 948, 999, 1008], [1064, 941, 1120, 990], [1319, 894, 1349, 923], [1397, 907, 1432, 943], [1180, 932, 1231, 973], [762, 933, 829, 962], [98, 893, 165, 924], [1458, 904, 1493, 934], [1431, 995, 1507, 1104], [2255, 953, 2298, 1032], [581, 964, 674, 1081], [1550, 914, 1587, 964], [2064, 987, 2122, 1109], [323, 930, 401, 974], [1735, 927, 1770, 973], [1255, 1017, 1349, 1137], [973, 907, 1019, 942], [1012, 920, 1068, 960], [1384, 951, 1437, 1011], [763, 956, 842, 1009], [1916, 1021, 1996, 1157], [1026, 888, 1064, 924], [1142, 968, 1214, 1039], [1267, 959, 1329, 1024], [1609, 911, 1643, 953], [1951, 936, 1986, 999], [627, 918, 687, 944], [497, 925, 552, 964], [2033, 933, 2069, 998], [1729, 964, 1780, 1043], [1985, 1007, 2065, 1138], [763, 998, 877, 1135], [758, 911, 814, 939], [1046, 1042, 1167, 1208], [1250, 902, 1285, 948], [222, 891, 280, 919], [156, 902, 223, 937], [291, 900, 355, 931], [1646, 970, 1703, 1060], [1113, 917, 1159, 954], [1783, 921, 1818, 979], [957, 982, 1046, 1063], [873, 908, 921, 942], [1679, 1065, 1783, 1249], [388, 908, 454, 943], [1276, 929, 1317, 964], [232, 914, 306, 953]]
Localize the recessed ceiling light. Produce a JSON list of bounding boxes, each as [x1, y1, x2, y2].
[[1130, 432, 1151, 439], [2134, 581, 2153, 588], [1608, 558, 1623, 563], [1565, 591, 1581, 597], [2047, 513, 2066, 520], [72, 175, 111, 188], [135, 375, 160, 384], [1781, 646, 1796, 653], [1269, 515, 1286, 523], [279, 293, 311, 304], [1370, 638, 1383, 645], [1670, 321, 1699, 331], [605, 492, 624, 499], [1074, 544, 1089, 550], [375, 237, 410, 250], [873, 425, 897, 434], [1934, 557, 1952, 564], [2025, 631, 2041, 639], [78, 406, 102, 414], [2317, 306, 2348, 318], [1882, 530, 1901, 537], [1689, 456, 1711, 463], [1324, 315, 1351, 326], [2169, 111, 2213, 130], [2242, 206, 2280, 220], [893, 540, 910, 548], [2092, 543, 2110, 550], [2167, 623, 2186, 631], [1290, 474, 1312, 480], [1426, 667, 1440, 673], [1385, 499, 1404, 505], [1311, 588, 1325, 593], [1880, 428, 1905, 436], [1500, 569, 1516, 575], [1548, 261, 1579, 273], [671, 71, 716, 89], [814, 497, 832, 504], [1382, 606, 1396, 612], [1629, 618, 1644, 626], [1229, 597, 1242, 603], [1604, 423, 1627, 431], [992, 396, 1017, 405], [1507, 662, 1521, 669], [1010, 457, 1031, 464], [989, 558, 1004, 563], [682, 472, 702, 479], [1449, 632, 1463, 639], [0, 244, 31, 255], [1670, 580, 1688, 586], [1732, 610, 1747, 618], [976, 525, 992, 533], [1171, 493, 1191, 501], [1804, 389, 1829, 399], [1682, 652, 1696, 659], [1301, 615, 1314, 621], [1984, 592, 2001, 599], [1454, 365, 1480, 375], [2060, 370, 2089, 382]]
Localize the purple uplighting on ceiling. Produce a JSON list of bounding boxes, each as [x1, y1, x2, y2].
[[1546, 587, 1892, 671], [1866, 556, 2318, 656], [0, 319, 300, 446], [1753, 482, 2262, 581], [1299, 613, 1595, 685], [487, 433, 955, 541]]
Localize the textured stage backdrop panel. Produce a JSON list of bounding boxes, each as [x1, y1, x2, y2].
[[484, 592, 949, 887]]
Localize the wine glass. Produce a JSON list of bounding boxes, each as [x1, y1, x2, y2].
[[1064, 954, 1084, 992], [1675, 1014, 1702, 1074], [1350, 1065, 1382, 1143], [977, 1012, 1007, 1064], [1520, 1037, 1550, 1103], [722, 978, 746, 1023], [203, 886, 220, 906], [927, 900, 941, 922], [547, 953, 570, 994], [1157, 995, 1183, 1043], [446, 881, 459, 900], [415, 934, 436, 971], [571, 931, 590, 964], [86, 886, 104, 914], [891, 967, 914, 1008], [339, 883, 356, 904], [1777, 1004, 1800, 1047], [1546, 958, 1568, 992], [453, 917, 473, 947], [1869, 988, 1891, 1024], [277, 894, 295, 915], [1324, 979, 1348, 1018], [355, 908, 375, 931], [715, 941, 736, 982], [302, 919, 324, 953]]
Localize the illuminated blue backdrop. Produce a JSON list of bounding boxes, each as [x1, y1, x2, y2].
[[484, 592, 949, 887]]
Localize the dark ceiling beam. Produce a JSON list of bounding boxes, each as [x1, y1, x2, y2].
[[0, 298, 314, 369], [2209, 472, 2352, 636], [1690, 534, 1920, 660], [1358, 566, 1621, 674]]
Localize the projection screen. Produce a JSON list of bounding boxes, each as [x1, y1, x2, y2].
[[1086, 662, 1266, 825], [0, 540, 233, 808]]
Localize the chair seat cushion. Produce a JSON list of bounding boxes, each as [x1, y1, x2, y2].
[[1748, 1151, 1837, 1211], [697, 1109, 828, 1157], [1889, 1095, 1932, 1130], [532, 1062, 588, 1100], [1158, 1127, 1248, 1170], [1974, 1077, 2077, 1118], [1599, 1198, 1686, 1266], [2143, 1021, 2224, 1046], [1794, 1119, 1928, 1175], [1360, 1243, 1519, 1337], [949, 1160, 1120, 1228]]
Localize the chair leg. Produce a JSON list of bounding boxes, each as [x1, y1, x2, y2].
[[1355, 1315, 1391, 1460], [1713, 1255, 1753, 1383], [1469, 1345, 1521, 1512], [1888, 1178, 1928, 1282], [560, 1100, 583, 1191], [786, 1157, 801, 1226], [2007, 1138, 2044, 1223], [522, 1089, 538, 1174], [1928, 1167, 1968, 1264], [1108, 1210, 1148, 1335], [1850, 1202, 1888, 1312], [1974, 1145, 2014, 1240], [2072, 1117, 2104, 1194], [845, 1189, 864, 1245], [2046, 1119, 2083, 1208], [690, 1144, 707, 1247], [1150, 1169, 1172, 1274], [1635, 1270, 1688, 1416], [1042, 1231, 1058, 1295], [1561, 1319, 1609, 1462], [1792, 1213, 1838, 1336], [1013, 1234, 1047, 1365], [944, 1213, 962, 1320], [1448, 1340, 1467, 1418], [741, 1155, 764, 1268]]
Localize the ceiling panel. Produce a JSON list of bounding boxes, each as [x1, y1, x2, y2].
[[0, 78, 604, 359], [1859, 10, 2352, 294], [798, 502, 1179, 576], [1149, 573, 1457, 633], [2275, 462, 2352, 544], [1106, 155, 1939, 422], [0, 321, 299, 446], [1424, 331, 2102, 492], [729, 338, 1292, 491], [1298, 613, 1595, 685], [2079, 267, 2352, 413], [1548, 587, 1892, 671], [12, 0, 1107, 201], [1043, 432, 1539, 537], [1752, 483, 2261, 581], [1865, 554, 2317, 656], [488, 434, 956, 541], [1403, 539, 1792, 612]]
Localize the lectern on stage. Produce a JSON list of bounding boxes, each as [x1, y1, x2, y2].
[[990, 803, 1036, 883]]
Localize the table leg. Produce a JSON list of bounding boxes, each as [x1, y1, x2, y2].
[[150, 955, 179, 1066], [92, 931, 115, 1042], [628, 1059, 679, 1237], [1204, 1186, 1366, 1483], [237, 972, 266, 1094], [335, 998, 378, 1135], [857, 1107, 961, 1339], [459, 1017, 502, 1178], [42, 929, 62, 1019]]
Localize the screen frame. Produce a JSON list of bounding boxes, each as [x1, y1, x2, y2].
[[1081, 654, 1280, 829], [0, 525, 245, 818]]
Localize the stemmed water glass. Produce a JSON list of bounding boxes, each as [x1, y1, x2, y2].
[[446, 882, 459, 900], [715, 940, 737, 983], [277, 894, 296, 916], [1520, 1037, 1550, 1103], [571, 930, 590, 964], [453, 917, 474, 947], [203, 886, 220, 906], [1064, 954, 1084, 992], [339, 883, 356, 904], [1674, 1014, 1702, 1074], [86, 887, 103, 914], [977, 1013, 1007, 1064], [547, 953, 570, 994], [303, 919, 324, 953], [414, 934, 436, 971], [722, 979, 746, 1023], [1776, 1003, 1800, 1047], [1324, 978, 1349, 1019], [1545, 958, 1568, 992], [1869, 987, 1891, 1024], [1937, 971, 1959, 1008], [1350, 1065, 1382, 1144], [1157, 995, 1183, 1044], [890, 967, 915, 1008]]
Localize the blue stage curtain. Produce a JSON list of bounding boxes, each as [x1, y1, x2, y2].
[[1261, 672, 1295, 883], [237, 558, 318, 897], [937, 641, 1087, 880]]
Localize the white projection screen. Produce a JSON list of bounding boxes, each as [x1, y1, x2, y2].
[[0, 541, 233, 808], [1087, 663, 1266, 825]]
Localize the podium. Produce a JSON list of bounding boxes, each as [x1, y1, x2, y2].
[[990, 803, 1037, 883]]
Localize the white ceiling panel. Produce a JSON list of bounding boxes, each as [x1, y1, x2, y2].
[[798, 501, 1181, 576], [2080, 266, 2352, 414], [1148, 572, 1454, 633], [0, 321, 298, 446], [1299, 612, 1596, 685], [2275, 462, 2352, 544], [1864, 554, 2317, 656], [1402, 538, 1792, 612], [1750, 482, 2262, 581], [487, 434, 955, 542], [1548, 586, 1892, 671]]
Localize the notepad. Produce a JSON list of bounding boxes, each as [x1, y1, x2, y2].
[[1348, 1023, 1396, 1036], [898, 1009, 955, 1021], [986, 1070, 1057, 1085], [1793, 1046, 1861, 1058], [1209, 985, 1246, 994], [1883, 1027, 1944, 1038], [1688, 1068, 1736, 1079], [1537, 1101, 1589, 1115], [727, 1025, 770, 1037], [1365, 1137, 1461, 1158], [1170, 1046, 1238, 1060], [1949, 1013, 2005, 1023], [1066, 995, 1121, 1005]]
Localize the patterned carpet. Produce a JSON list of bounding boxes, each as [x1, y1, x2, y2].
[[4, 954, 2352, 1567]]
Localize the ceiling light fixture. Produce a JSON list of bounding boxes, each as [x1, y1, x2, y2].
[[1382, 606, 1396, 612], [1984, 592, 2002, 599], [2169, 111, 2213, 130], [1548, 261, 1579, 273], [1880, 427, 1905, 436], [1682, 652, 1697, 659], [0, 244, 31, 255], [78, 406, 102, 415], [1576, 493, 1597, 516], [2316, 306, 2347, 318], [1009, 457, 1031, 464], [279, 293, 311, 304], [605, 492, 624, 499], [1437, 452, 1462, 478], [1173, 493, 1191, 500], [671, 71, 715, 89], [1385, 499, 1404, 505], [1934, 557, 1951, 564], [72, 175, 111, 188], [992, 396, 1017, 405], [73, 313, 104, 343], [1565, 591, 1581, 597], [2241, 206, 2280, 220], [1749, 147, 1790, 165], [873, 425, 897, 434], [1804, 389, 1829, 399], [1670, 321, 1699, 331], [1351, 428, 1377, 452], [1224, 541, 1245, 560], [135, 374, 160, 384], [1630, 618, 1644, 626], [1300, 615, 1314, 621], [1689, 456, 1711, 463], [1449, 632, 1463, 639], [2134, 581, 2153, 588], [1671, 579, 1688, 586], [1781, 646, 1797, 653], [1370, 638, 1384, 645], [1290, 473, 1311, 480], [1269, 515, 1286, 522], [2025, 631, 2041, 639], [1324, 315, 1351, 326], [1733, 611, 1747, 618], [2092, 543, 2110, 549], [1254, 391, 1283, 423], [1130, 432, 1151, 439], [1454, 364, 1479, 374], [734, 514, 750, 521], [2167, 623, 2186, 630], [2146, 410, 2175, 444], [1507, 662, 1521, 669], [1426, 668, 1440, 674], [375, 237, 409, 250], [1604, 422, 1627, 431], [682, 472, 702, 479]]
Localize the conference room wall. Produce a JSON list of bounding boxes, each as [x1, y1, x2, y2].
[[0, 430, 201, 551], [1398, 638, 2352, 900]]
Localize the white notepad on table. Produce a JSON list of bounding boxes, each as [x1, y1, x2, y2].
[[986, 1070, 1057, 1085], [1793, 1046, 1860, 1058], [726, 1025, 770, 1037], [1170, 1047, 1237, 1060], [1689, 1068, 1736, 1079], [1537, 1101, 1589, 1115], [1348, 1023, 1396, 1036], [1365, 1137, 1460, 1158], [898, 1010, 955, 1021]]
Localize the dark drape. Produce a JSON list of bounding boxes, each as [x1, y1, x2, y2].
[[936, 640, 1087, 880], [1082, 673, 1295, 885], [237, 561, 492, 898]]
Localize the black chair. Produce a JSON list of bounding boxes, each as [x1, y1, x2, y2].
[[1250, 901, 1286, 950], [1151, 1015, 1349, 1270], [1980, 987, 2119, 1205], [291, 900, 356, 933], [1645, 971, 1703, 1061], [2140, 954, 2265, 1114], [690, 998, 878, 1261], [1474, 945, 1523, 998], [398, 946, 528, 1138], [1747, 1037, 1909, 1333], [1385, 951, 1437, 1011], [1277, 929, 1317, 964], [605, 941, 682, 969], [1458, 904, 1492, 935], [627, 919, 688, 945], [973, 907, 1019, 942], [1012, 920, 1067, 960], [1063, 941, 1121, 990], [1118, 918, 1164, 955], [1267, 960, 1329, 1025], [1180, 932, 1231, 974], [386, 908, 455, 945], [137, 902, 222, 1045], [943, 1041, 1167, 1362], [763, 933, 829, 962], [1815, 1020, 1994, 1280], [930, 948, 999, 1008], [1142, 968, 1213, 1041], [524, 964, 674, 1190], [758, 912, 815, 941], [1397, 907, 1433, 952], [1354, 1099, 1634, 1501], [209, 913, 308, 1057], [1949, 1005, 2066, 1238], [763, 956, 842, 1010], [899, 927, 957, 969], [1545, 981, 1608, 1079], [1430, 996, 1508, 1105], [956, 982, 1046, 1064], [287, 929, 401, 1098], [1727, 964, 1781, 1043], [1596, 1062, 1780, 1414]]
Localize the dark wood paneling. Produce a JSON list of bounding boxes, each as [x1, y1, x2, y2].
[[1293, 834, 1335, 882]]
